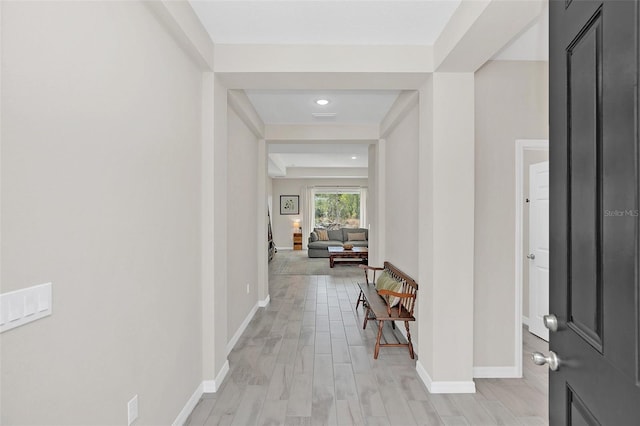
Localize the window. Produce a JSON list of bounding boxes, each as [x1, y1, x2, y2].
[[313, 189, 364, 229]]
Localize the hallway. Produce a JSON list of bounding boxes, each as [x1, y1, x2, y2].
[[186, 252, 548, 425]]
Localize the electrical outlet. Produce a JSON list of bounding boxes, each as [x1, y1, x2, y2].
[[246, 283, 250, 294], [128, 395, 138, 425]]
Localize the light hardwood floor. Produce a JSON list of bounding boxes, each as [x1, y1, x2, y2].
[[186, 251, 548, 425]]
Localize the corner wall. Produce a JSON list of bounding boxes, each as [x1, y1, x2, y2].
[[383, 103, 420, 350], [1, 2, 203, 423], [384, 105, 420, 279], [474, 60, 549, 370], [227, 107, 259, 343]]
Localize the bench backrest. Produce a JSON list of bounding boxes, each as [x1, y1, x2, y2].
[[383, 262, 418, 316]]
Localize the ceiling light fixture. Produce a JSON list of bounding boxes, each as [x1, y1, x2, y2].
[[351, 156, 357, 160], [311, 112, 336, 118], [316, 99, 329, 106]]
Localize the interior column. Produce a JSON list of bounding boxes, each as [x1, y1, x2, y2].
[[417, 72, 476, 393]]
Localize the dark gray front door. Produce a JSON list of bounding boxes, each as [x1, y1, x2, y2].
[[549, 0, 640, 424]]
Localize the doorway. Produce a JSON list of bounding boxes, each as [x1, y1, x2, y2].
[[515, 139, 549, 375], [527, 160, 549, 341]]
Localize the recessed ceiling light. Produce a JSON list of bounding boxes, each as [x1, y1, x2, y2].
[[351, 156, 357, 160], [316, 99, 329, 106]]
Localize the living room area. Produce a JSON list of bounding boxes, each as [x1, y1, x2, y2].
[[269, 157, 371, 261]]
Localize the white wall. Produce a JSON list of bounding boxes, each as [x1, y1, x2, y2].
[[271, 178, 368, 249], [227, 107, 259, 340], [1, 2, 203, 423], [384, 105, 419, 279], [474, 60, 549, 369], [384, 104, 420, 351]]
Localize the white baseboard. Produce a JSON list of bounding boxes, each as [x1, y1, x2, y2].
[[203, 360, 230, 392], [215, 360, 230, 389], [202, 380, 216, 393], [226, 302, 259, 355], [522, 315, 530, 327], [173, 361, 231, 426], [278, 246, 294, 250], [416, 361, 476, 394], [473, 366, 520, 378], [258, 294, 270, 307], [172, 382, 203, 426]]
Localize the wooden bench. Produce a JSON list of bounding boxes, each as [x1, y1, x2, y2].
[[356, 262, 418, 359]]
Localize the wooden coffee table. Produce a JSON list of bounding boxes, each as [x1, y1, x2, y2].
[[328, 246, 368, 268]]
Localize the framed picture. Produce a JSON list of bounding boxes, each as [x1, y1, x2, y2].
[[280, 195, 299, 215]]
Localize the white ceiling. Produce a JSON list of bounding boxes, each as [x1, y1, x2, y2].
[[269, 143, 370, 168], [246, 90, 400, 125], [190, 0, 549, 177], [190, 0, 461, 46]]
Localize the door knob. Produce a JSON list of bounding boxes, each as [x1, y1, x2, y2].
[[532, 351, 560, 371], [543, 314, 558, 332], [527, 253, 536, 260]]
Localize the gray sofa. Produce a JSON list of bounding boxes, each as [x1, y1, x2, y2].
[[307, 228, 369, 258]]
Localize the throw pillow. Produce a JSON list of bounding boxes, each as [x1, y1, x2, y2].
[[316, 229, 329, 241], [347, 232, 366, 241], [375, 271, 403, 307], [310, 231, 318, 242], [328, 229, 343, 241]]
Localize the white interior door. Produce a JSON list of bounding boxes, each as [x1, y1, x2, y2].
[[528, 161, 549, 341]]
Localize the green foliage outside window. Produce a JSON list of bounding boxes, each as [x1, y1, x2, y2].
[[314, 193, 360, 229]]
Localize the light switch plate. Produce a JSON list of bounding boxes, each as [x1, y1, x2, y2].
[[0, 283, 52, 333]]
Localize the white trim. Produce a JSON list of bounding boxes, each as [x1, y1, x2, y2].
[[202, 380, 216, 393], [226, 302, 259, 355], [416, 361, 476, 394], [172, 382, 203, 426], [380, 91, 419, 138], [203, 360, 230, 393], [258, 294, 271, 307], [278, 246, 294, 251], [215, 360, 230, 389], [173, 361, 231, 426], [144, 1, 214, 71], [373, 139, 386, 267], [257, 139, 270, 305], [228, 90, 265, 138], [514, 139, 549, 380], [473, 366, 520, 378], [522, 315, 530, 327]]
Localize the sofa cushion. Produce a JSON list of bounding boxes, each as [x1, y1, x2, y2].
[[347, 232, 366, 241], [327, 229, 343, 241], [309, 231, 318, 242], [308, 240, 344, 249], [316, 229, 329, 241], [343, 228, 368, 241]]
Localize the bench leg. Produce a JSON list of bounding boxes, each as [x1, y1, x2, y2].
[[405, 321, 415, 359], [363, 307, 371, 329], [356, 290, 364, 310], [374, 320, 384, 359]]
